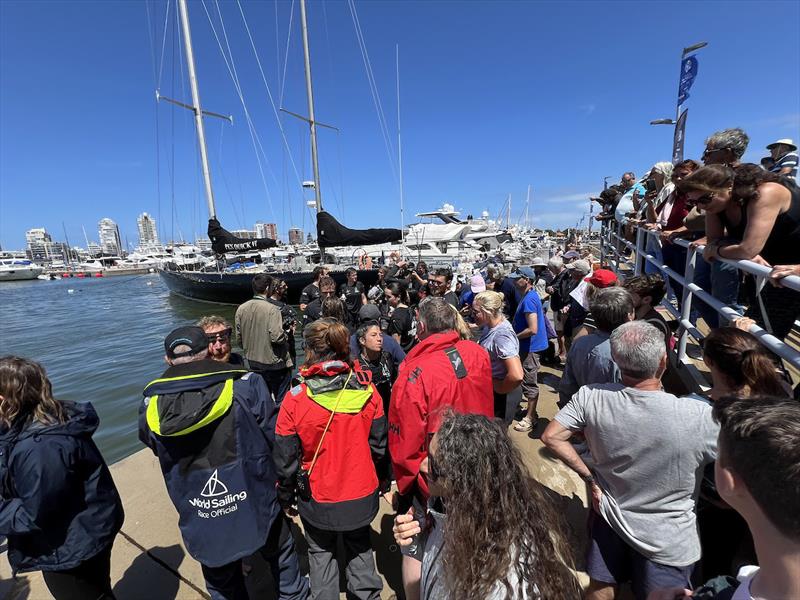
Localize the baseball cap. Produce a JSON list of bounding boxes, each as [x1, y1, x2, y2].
[[470, 274, 486, 293], [358, 304, 382, 323], [565, 259, 591, 276], [165, 326, 209, 359], [563, 250, 580, 259], [585, 269, 618, 288], [530, 256, 548, 267], [508, 266, 537, 280]]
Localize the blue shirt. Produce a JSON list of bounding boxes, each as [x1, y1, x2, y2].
[[513, 289, 548, 354]]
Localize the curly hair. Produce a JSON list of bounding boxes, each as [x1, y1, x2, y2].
[[678, 163, 783, 207], [0, 356, 66, 429], [434, 413, 581, 599]]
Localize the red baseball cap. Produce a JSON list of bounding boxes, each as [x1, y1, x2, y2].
[[585, 269, 618, 288]]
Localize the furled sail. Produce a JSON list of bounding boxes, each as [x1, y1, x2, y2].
[[208, 218, 277, 254], [316, 211, 402, 247]]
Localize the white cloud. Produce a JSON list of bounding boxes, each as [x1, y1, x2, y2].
[[538, 191, 596, 204], [579, 103, 596, 116]]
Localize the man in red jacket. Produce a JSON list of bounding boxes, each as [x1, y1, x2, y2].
[[388, 296, 493, 600]]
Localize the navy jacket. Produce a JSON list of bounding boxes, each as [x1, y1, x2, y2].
[[139, 359, 281, 568], [0, 402, 123, 574]]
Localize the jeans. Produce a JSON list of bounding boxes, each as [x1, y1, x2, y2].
[[661, 243, 687, 307]]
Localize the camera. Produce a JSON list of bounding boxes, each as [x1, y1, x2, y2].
[[296, 468, 312, 502], [645, 178, 658, 194]]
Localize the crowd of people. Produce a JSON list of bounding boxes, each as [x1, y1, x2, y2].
[[1, 145, 798, 599]]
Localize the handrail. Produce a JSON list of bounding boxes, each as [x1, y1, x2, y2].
[[598, 220, 800, 372]]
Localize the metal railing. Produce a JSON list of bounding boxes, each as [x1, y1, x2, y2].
[[598, 220, 800, 371]]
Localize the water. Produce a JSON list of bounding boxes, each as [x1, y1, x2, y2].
[[0, 274, 244, 464]]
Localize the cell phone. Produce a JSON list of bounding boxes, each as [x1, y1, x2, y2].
[[645, 179, 657, 194]]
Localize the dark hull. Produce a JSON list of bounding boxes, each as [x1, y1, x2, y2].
[[158, 268, 379, 305]]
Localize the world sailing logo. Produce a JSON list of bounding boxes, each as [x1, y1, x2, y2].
[[189, 469, 247, 518], [201, 470, 228, 498]]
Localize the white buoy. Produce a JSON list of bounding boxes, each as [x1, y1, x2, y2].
[[146, 281, 153, 286], [67, 289, 75, 294]]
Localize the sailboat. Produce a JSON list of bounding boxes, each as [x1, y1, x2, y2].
[[158, 0, 401, 305]]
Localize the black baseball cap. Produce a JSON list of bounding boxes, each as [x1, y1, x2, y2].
[[165, 326, 208, 359], [358, 304, 382, 323]]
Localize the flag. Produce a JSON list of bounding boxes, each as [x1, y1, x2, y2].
[[677, 55, 699, 105], [672, 109, 688, 164]]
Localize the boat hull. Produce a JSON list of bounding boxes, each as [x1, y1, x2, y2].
[[0, 266, 44, 281]]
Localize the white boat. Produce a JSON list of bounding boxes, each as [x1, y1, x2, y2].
[[0, 258, 44, 281]]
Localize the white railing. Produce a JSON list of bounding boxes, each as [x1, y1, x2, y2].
[[598, 220, 800, 371]]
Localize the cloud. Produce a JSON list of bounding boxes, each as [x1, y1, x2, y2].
[[578, 103, 596, 116], [538, 191, 596, 204]]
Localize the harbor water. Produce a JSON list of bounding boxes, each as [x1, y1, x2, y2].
[[0, 274, 267, 464]]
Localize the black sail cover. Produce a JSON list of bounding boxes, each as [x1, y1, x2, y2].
[[316, 211, 402, 247], [208, 218, 277, 254]]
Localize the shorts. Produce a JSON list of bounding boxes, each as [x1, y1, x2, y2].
[[398, 494, 427, 562], [586, 512, 694, 600], [519, 351, 540, 402], [554, 310, 568, 333]]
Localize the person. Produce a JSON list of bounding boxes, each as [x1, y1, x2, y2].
[[0, 356, 124, 600], [635, 162, 675, 276], [560, 259, 592, 341], [321, 295, 348, 326], [546, 256, 575, 363], [473, 290, 523, 423], [542, 321, 718, 600], [509, 267, 549, 432], [354, 320, 398, 416], [486, 264, 518, 318], [765, 137, 798, 179], [268, 277, 299, 369], [648, 396, 800, 600], [392, 413, 582, 600], [275, 318, 386, 600], [428, 267, 460, 308], [236, 273, 294, 403], [199, 314, 246, 366], [348, 303, 406, 364], [140, 327, 308, 600], [458, 273, 486, 311], [614, 172, 647, 227], [302, 276, 336, 327], [557, 287, 634, 408], [388, 296, 493, 600], [299, 266, 328, 312], [384, 281, 415, 350], [571, 268, 619, 339], [702, 128, 749, 168], [338, 267, 367, 327], [679, 163, 800, 340], [530, 256, 553, 301], [622, 274, 672, 345]]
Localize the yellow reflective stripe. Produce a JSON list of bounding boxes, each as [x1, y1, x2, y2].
[[147, 379, 235, 437], [307, 387, 372, 414], [144, 370, 247, 390]]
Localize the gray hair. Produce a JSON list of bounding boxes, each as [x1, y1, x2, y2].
[[197, 315, 232, 331], [705, 128, 749, 159], [651, 161, 673, 180], [486, 264, 505, 282], [418, 296, 458, 334], [548, 257, 563, 270], [610, 321, 665, 379], [589, 288, 634, 333], [170, 346, 209, 365]]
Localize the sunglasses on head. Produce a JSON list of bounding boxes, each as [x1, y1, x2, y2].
[[206, 328, 232, 343]]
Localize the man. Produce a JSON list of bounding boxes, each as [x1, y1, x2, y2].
[[349, 303, 406, 364], [299, 266, 328, 312], [614, 173, 647, 229], [268, 277, 298, 369], [557, 287, 633, 408], [766, 138, 798, 179], [389, 296, 493, 600], [338, 267, 367, 327], [235, 274, 293, 403], [140, 327, 309, 600], [198, 315, 245, 366], [428, 267, 460, 309], [486, 264, 518, 318], [622, 273, 671, 346], [509, 266, 549, 432], [650, 396, 800, 600], [530, 257, 553, 301], [547, 257, 574, 363], [563, 258, 592, 339], [702, 127, 749, 167], [542, 321, 718, 600], [302, 275, 336, 327]]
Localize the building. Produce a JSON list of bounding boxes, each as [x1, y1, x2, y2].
[[25, 228, 55, 262], [306, 232, 314, 244], [288, 227, 303, 245], [255, 222, 278, 240], [231, 229, 257, 240], [195, 237, 213, 252], [137, 212, 160, 246], [98, 218, 122, 255]]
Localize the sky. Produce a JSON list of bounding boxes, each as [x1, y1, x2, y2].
[[1, 0, 799, 250]]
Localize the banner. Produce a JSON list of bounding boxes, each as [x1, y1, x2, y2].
[[677, 55, 699, 105], [672, 108, 688, 164]]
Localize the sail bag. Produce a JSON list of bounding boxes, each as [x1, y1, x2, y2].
[[208, 218, 277, 254], [316, 211, 402, 247]]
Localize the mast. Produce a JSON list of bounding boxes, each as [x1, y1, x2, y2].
[[396, 44, 405, 242], [524, 185, 531, 230], [299, 0, 322, 213], [177, 0, 217, 219]]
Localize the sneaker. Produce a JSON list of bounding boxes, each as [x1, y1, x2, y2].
[[513, 416, 534, 432]]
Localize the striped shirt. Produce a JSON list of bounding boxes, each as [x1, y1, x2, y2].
[[770, 151, 798, 179]]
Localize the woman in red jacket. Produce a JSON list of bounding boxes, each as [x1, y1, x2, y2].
[[275, 318, 388, 600]]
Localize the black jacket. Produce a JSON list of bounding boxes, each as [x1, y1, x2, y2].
[[0, 402, 124, 574]]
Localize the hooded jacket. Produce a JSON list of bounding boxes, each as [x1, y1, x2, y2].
[[389, 331, 493, 500], [0, 401, 124, 574], [275, 360, 387, 532], [139, 359, 280, 568]]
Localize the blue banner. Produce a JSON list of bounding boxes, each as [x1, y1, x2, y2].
[[677, 55, 699, 105]]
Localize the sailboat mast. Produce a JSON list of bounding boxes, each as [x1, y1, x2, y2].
[[177, 0, 217, 220], [525, 185, 531, 230], [299, 0, 322, 213]]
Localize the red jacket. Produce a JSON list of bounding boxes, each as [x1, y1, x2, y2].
[[275, 360, 387, 531], [388, 331, 493, 500]]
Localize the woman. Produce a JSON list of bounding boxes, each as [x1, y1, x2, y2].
[[679, 163, 800, 339], [0, 356, 124, 600], [393, 412, 581, 600], [354, 320, 398, 415], [473, 291, 523, 422], [275, 319, 387, 600], [384, 282, 415, 350], [321, 295, 348, 328]]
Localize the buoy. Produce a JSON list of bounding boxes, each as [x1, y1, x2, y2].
[[67, 289, 75, 294], [146, 281, 153, 286]]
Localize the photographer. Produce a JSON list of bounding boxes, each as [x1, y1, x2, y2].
[[268, 277, 298, 369]]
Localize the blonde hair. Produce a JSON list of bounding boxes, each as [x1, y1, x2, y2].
[[473, 291, 504, 319], [0, 356, 66, 428], [451, 305, 473, 340]]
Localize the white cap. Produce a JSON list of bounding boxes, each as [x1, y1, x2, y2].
[[766, 138, 797, 151]]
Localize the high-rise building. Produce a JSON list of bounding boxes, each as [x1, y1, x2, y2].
[[255, 222, 278, 240], [98, 218, 122, 255], [288, 227, 303, 245], [25, 228, 54, 262], [306, 232, 314, 244], [231, 229, 257, 240], [137, 212, 160, 246]]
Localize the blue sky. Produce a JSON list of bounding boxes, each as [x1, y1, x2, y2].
[[1, 0, 798, 250]]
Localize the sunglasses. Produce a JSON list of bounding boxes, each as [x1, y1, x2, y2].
[[702, 147, 729, 158], [692, 194, 715, 206], [206, 328, 232, 344]]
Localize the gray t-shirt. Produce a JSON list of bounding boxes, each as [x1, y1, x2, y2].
[[555, 384, 718, 566], [479, 320, 520, 380], [558, 331, 620, 407]]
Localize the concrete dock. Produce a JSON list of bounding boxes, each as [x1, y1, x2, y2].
[[1, 364, 590, 600]]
